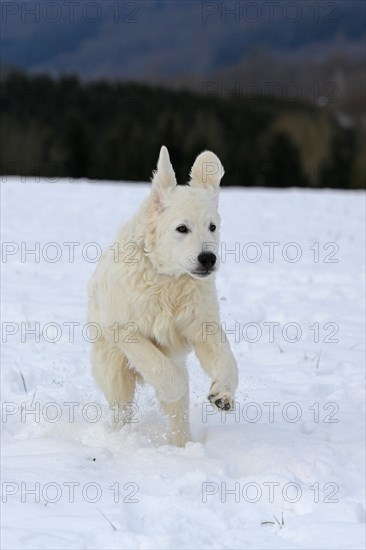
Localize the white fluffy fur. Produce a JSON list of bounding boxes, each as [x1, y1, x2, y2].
[[88, 146, 238, 446]]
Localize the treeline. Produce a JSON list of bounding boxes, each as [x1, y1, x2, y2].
[[0, 72, 364, 188]]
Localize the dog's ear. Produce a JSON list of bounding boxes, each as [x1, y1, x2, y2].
[[189, 151, 224, 189], [151, 146, 177, 203]]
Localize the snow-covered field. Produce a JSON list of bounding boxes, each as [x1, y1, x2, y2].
[[1, 178, 365, 550]]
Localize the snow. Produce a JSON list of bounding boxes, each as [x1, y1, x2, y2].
[[1, 178, 365, 550]]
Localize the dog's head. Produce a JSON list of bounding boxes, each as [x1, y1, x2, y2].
[[144, 146, 224, 279]]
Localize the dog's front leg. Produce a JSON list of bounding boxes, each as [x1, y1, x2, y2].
[[194, 325, 238, 411], [111, 325, 188, 405]]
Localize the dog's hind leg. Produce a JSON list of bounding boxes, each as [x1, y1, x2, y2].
[[91, 337, 138, 427]]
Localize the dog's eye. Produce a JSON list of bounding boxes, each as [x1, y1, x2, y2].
[[176, 225, 188, 234], [209, 223, 216, 232]]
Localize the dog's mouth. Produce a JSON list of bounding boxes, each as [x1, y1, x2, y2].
[[190, 268, 216, 279]]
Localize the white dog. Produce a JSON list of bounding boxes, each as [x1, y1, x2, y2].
[[88, 146, 238, 446]]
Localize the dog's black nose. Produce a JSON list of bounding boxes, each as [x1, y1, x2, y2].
[[198, 252, 217, 270]]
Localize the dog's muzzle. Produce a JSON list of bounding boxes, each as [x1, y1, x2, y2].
[[191, 252, 217, 277]]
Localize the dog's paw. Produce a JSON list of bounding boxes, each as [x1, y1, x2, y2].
[[208, 381, 235, 411]]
